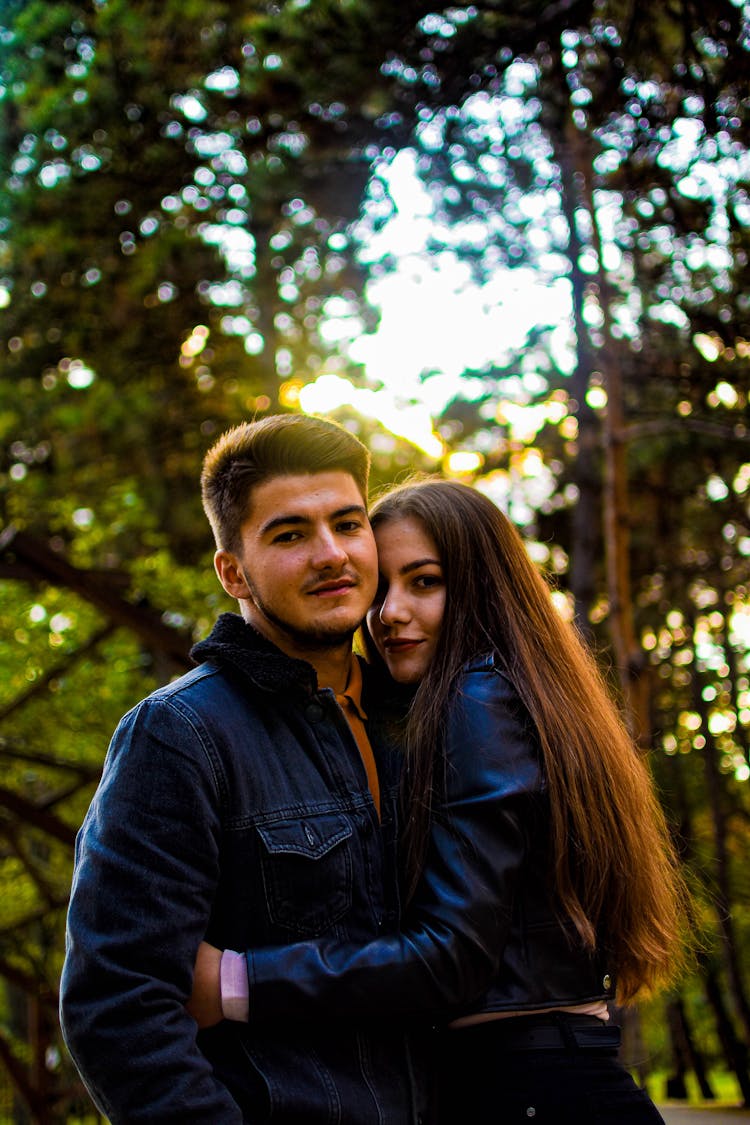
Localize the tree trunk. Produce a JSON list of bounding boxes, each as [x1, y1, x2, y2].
[[661, 747, 750, 1106], [704, 964, 750, 1107], [549, 80, 601, 637], [670, 996, 716, 1100], [568, 121, 652, 746], [665, 999, 690, 1100], [250, 218, 281, 409], [618, 1005, 650, 1087], [548, 64, 652, 748], [687, 622, 750, 1045]]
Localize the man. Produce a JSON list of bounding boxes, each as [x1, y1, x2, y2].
[[60, 414, 428, 1123]]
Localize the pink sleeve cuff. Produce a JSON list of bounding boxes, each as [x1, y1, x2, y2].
[[220, 949, 249, 1022]]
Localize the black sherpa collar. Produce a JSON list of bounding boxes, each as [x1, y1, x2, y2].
[[190, 612, 318, 696]]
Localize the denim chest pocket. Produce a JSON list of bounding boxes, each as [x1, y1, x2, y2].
[[257, 813, 353, 937]]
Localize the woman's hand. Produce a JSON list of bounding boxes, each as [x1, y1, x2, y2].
[[186, 941, 224, 1028]]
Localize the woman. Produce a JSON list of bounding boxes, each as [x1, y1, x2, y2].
[[190, 478, 688, 1123]]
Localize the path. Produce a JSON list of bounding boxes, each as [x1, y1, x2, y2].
[[659, 1106, 750, 1124]]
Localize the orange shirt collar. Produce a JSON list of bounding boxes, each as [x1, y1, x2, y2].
[[338, 655, 368, 722]]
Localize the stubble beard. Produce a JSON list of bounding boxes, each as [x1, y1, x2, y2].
[[260, 601, 357, 651], [244, 571, 361, 653]]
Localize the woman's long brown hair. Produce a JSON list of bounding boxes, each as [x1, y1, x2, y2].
[[367, 478, 688, 1004]]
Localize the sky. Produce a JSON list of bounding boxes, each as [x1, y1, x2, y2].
[[298, 150, 573, 458]]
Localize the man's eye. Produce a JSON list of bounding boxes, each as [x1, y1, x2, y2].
[[273, 530, 302, 543], [337, 520, 362, 533]]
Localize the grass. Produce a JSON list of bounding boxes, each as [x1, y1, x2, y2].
[[643, 1068, 745, 1108]]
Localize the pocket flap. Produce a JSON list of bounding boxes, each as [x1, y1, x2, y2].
[[257, 814, 352, 860]]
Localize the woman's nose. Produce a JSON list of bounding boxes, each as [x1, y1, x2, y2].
[[379, 588, 409, 624]]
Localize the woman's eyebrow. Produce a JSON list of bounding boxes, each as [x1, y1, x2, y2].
[[398, 557, 442, 575]]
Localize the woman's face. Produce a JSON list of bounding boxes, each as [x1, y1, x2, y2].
[[366, 516, 446, 684]]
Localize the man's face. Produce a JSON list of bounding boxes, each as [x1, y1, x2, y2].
[[215, 471, 377, 656]]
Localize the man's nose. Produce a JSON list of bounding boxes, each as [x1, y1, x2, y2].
[[312, 529, 348, 569]]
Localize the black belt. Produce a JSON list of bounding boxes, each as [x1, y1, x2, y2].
[[445, 1014, 621, 1053]]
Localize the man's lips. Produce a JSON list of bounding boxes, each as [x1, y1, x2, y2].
[[307, 579, 356, 597]]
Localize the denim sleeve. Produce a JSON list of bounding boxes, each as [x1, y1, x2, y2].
[[60, 697, 243, 1123], [247, 664, 541, 1022]]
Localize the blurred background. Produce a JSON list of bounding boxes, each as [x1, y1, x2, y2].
[[1, 0, 749, 1119]]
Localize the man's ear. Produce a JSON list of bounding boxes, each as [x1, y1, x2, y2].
[[214, 549, 252, 600]]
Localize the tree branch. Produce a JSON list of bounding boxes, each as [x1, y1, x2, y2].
[[0, 526, 192, 670], [0, 786, 77, 848]]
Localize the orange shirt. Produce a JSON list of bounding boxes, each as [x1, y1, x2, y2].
[[336, 657, 381, 820]]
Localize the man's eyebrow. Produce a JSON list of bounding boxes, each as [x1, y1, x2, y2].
[[259, 504, 367, 536]]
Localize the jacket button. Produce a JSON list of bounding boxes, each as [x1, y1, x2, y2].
[[305, 701, 324, 722], [603, 973, 612, 990]]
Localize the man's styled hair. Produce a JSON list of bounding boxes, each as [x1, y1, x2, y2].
[[201, 413, 371, 552]]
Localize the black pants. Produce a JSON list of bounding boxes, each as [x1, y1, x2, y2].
[[436, 1013, 665, 1124]]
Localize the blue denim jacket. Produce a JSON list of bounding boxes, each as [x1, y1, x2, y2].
[[60, 613, 428, 1124], [240, 656, 613, 1024]]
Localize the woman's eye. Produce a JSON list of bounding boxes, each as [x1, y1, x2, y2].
[[415, 573, 442, 589]]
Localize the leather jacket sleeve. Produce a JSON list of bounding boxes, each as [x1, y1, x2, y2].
[[248, 660, 544, 1022], [60, 698, 244, 1123]]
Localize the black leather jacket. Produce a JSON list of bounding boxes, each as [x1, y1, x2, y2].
[[248, 654, 614, 1024]]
